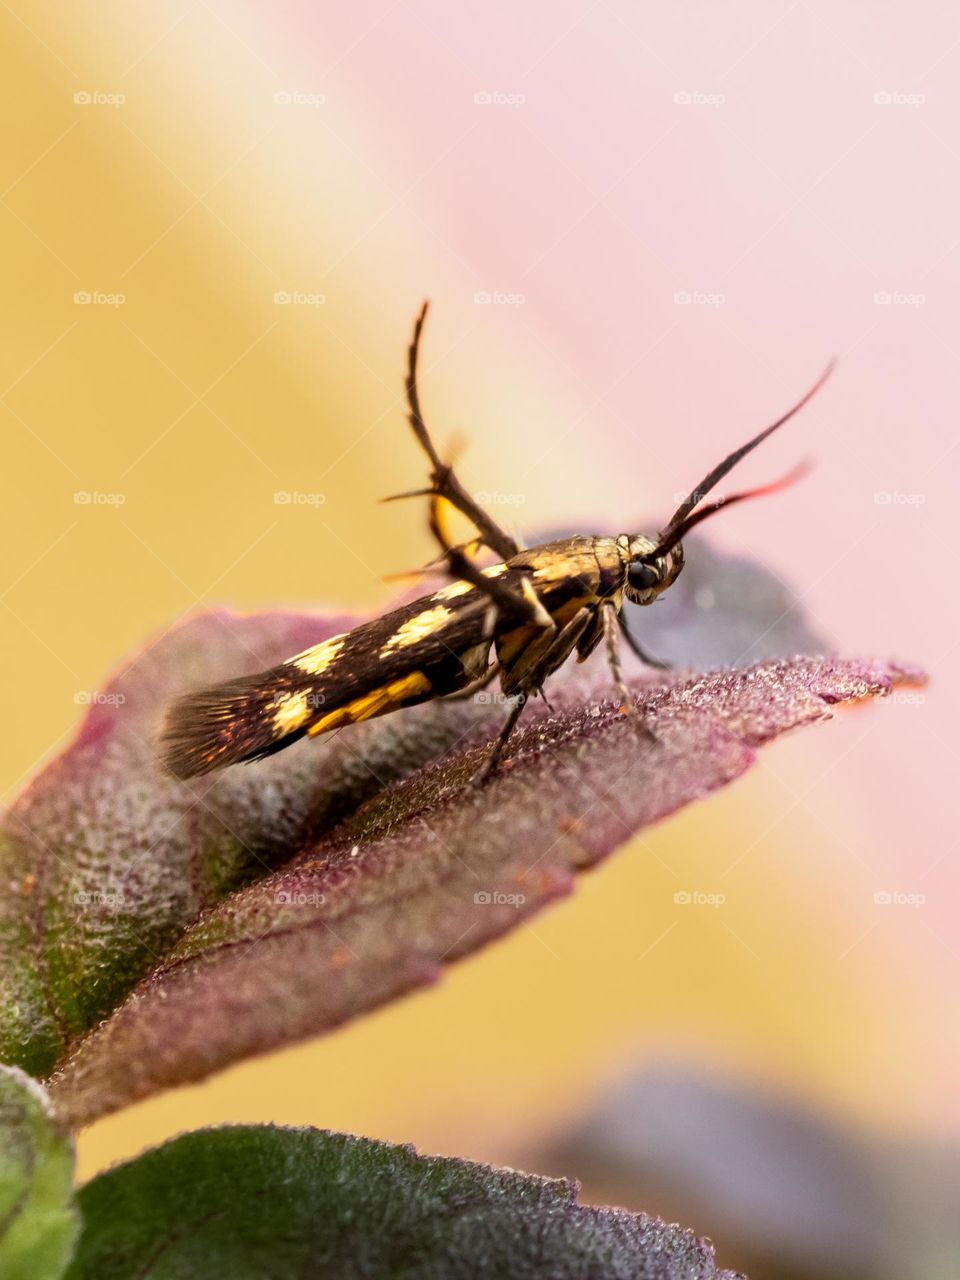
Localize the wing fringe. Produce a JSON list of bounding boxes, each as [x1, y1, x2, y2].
[[157, 669, 312, 779]]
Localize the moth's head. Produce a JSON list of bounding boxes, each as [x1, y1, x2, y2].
[[621, 359, 836, 608], [623, 535, 684, 605]]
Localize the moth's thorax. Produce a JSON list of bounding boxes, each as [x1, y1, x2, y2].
[[586, 535, 630, 597]]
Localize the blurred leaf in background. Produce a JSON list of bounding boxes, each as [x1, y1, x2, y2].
[[542, 1068, 960, 1280]]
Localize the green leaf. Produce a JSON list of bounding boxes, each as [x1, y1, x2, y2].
[[68, 1125, 742, 1279], [0, 1065, 78, 1280]]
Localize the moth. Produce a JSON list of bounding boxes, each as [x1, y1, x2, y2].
[[160, 304, 832, 783]]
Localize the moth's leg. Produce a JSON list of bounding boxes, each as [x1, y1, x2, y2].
[[473, 693, 528, 784], [475, 607, 593, 784], [604, 605, 658, 739], [602, 603, 635, 716], [575, 607, 606, 662], [498, 605, 593, 700], [387, 302, 520, 562], [617, 611, 671, 669], [444, 661, 500, 701]]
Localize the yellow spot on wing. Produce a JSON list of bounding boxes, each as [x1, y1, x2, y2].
[[434, 580, 473, 601], [272, 690, 313, 734], [307, 671, 431, 736], [287, 633, 346, 676], [379, 604, 453, 656], [432, 562, 508, 602]]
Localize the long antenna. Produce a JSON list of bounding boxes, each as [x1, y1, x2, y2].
[[649, 462, 812, 558], [662, 360, 835, 534]]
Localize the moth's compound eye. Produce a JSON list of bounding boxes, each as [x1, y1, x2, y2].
[[627, 561, 660, 592]]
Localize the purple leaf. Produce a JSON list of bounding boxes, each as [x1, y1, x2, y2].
[[46, 651, 920, 1129], [0, 543, 923, 1127]]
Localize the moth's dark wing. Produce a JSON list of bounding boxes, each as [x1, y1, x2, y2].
[[158, 540, 617, 780], [158, 586, 497, 779], [158, 665, 321, 779]]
